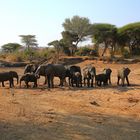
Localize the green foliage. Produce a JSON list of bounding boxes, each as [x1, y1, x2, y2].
[[92, 23, 117, 43], [1, 43, 21, 53], [118, 22, 140, 55], [62, 15, 92, 46], [19, 35, 38, 50]]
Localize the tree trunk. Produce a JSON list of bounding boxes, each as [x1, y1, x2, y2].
[[102, 42, 108, 56]]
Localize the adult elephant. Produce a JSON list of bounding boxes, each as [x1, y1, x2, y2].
[[0, 71, 19, 88], [83, 65, 96, 87], [24, 64, 38, 74], [35, 64, 67, 88], [103, 68, 112, 84], [117, 67, 131, 86]]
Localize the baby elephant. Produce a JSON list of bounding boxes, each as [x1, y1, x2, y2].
[[117, 67, 131, 86], [20, 73, 38, 88], [95, 74, 108, 86], [71, 72, 82, 87]]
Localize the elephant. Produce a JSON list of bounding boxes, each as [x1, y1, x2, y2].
[[83, 65, 96, 87], [35, 63, 67, 88], [103, 68, 112, 84], [65, 65, 81, 86], [0, 71, 19, 88], [34, 64, 48, 84], [117, 67, 131, 86], [20, 73, 38, 88], [71, 72, 82, 87], [24, 64, 38, 74], [95, 74, 108, 86]]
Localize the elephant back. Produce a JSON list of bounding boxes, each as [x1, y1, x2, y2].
[[46, 64, 66, 77]]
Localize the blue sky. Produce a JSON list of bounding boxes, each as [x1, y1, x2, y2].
[[0, 0, 139, 46]]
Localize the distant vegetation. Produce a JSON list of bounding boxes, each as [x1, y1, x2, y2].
[[0, 16, 140, 62]]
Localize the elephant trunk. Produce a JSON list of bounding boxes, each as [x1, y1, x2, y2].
[[17, 75, 19, 84]]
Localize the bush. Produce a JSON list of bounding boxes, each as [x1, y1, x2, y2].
[[75, 47, 98, 56]]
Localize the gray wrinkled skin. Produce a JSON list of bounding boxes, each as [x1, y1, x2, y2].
[[20, 73, 38, 88], [83, 65, 96, 87], [103, 68, 112, 84], [117, 67, 131, 86], [0, 71, 18, 88]]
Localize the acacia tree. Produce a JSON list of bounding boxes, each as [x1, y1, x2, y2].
[[19, 35, 38, 51], [61, 31, 79, 55], [62, 15, 92, 48], [92, 23, 118, 57], [118, 22, 140, 55], [1, 43, 21, 53]]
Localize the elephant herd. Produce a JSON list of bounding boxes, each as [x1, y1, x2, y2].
[[0, 63, 131, 89]]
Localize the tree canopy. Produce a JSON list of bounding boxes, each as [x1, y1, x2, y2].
[[1, 43, 21, 53], [118, 22, 140, 55], [62, 15, 92, 47], [19, 35, 38, 51], [92, 23, 117, 56]]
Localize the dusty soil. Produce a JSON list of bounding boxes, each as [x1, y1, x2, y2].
[[0, 59, 140, 140]]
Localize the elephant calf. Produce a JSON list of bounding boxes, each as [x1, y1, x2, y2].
[[20, 73, 38, 88], [95, 74, 108, 86], [71, 72, 82, 87], [117, 67, 131, 86], [65, 65, 81, 86]]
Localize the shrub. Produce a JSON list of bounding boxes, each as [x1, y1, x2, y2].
[[75, 47, 98, 56]]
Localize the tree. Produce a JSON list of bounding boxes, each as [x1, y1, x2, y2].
[[1, 43, 21, 53], [19, 35, 38, 51], [48, 40, 63, 61], [92, 23, 118, 57], [118, 22, 140, 55], [62, 15, 92, 48], [61, 31, 79, 55]]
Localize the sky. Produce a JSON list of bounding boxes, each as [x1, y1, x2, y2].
[[0, 0, 139, 47]]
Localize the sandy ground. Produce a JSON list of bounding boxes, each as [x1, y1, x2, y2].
[[0, 60, 140, 140]]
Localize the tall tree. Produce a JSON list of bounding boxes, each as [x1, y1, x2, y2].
[[118, 22, 140, 55], [1, 43, 21, 53], [62, 15, 92, 47], [19, 35, 38, 51], [92, 23, 117, 57], [61, 31, 78, 55]]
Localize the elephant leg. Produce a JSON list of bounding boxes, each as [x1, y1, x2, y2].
[[71, 78, 74, 87], [44, 76, 48, 85], [126, 76, 130, 86], [50, 76, 54, 88], [9, 79, 13, 88], [47, 75, 51, 88], [33, 80, 37, 87], [25, 81, 29, 88], [117, 77, 120, 85], [11, 79, 14, 87], [121, 78, 125, 87], [109, 77, 111, 84], [2, 81, 5, 87], [91, 78, 93, 87], [84, 78, 86, 86], [87, 78, 90, 87]]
